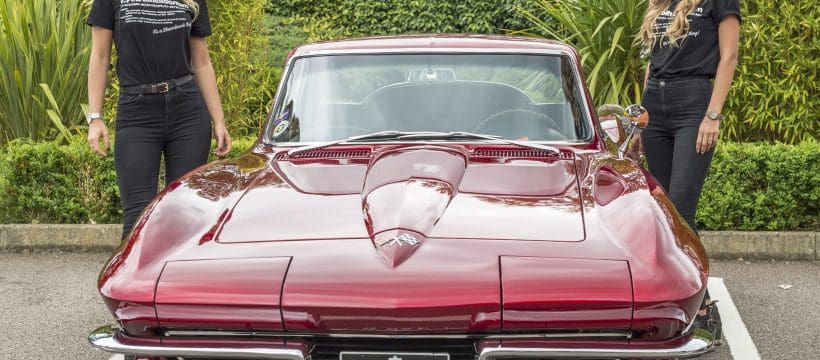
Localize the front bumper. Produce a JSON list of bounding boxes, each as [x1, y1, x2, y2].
[[88, 325, 305, 359], [89, 325, 712, 359], [478, 336, 713, 359]]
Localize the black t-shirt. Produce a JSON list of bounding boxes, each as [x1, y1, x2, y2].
[[87, 0, 212, 87], [649, 0, 741, 80]]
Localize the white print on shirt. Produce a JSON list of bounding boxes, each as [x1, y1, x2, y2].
[[654, 6, 706, 47], [119, 0, 193, 35]]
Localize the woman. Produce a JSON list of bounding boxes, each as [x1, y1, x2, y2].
[[638, 0, 741, 341], [639, 0, 740, 234], [86, 0, 232, 240]]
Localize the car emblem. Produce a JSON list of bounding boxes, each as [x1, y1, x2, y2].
[[272, 120, 290, 137], [388, 356, 402, 360], [376, 233, 419, 247]]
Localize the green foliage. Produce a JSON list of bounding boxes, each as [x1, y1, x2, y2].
[[721, 0, 819, 143], [208, 0, 283, 137], [517, 0, 648, 106], [518, 0, 818, 144], [0, 136, 259, 224], [275, 0, 540, 42], [0, 0, 90, 143], [698, 141, 819, 230], [0, 137, 120, 224]]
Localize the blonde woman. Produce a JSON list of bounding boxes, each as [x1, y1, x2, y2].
[[638, 0, 740, 342], [638, 0, 740, 235], [86, 0, 232, 240]]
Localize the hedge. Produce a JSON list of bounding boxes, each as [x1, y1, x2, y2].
[[0, 136, 257, 224], [272, 0, 543, 41], [1, 139, 817, 230]]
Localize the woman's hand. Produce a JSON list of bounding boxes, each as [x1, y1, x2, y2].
[[213, 122, 232, 157], [88, 120, 110, 157], [696, 117, 720, 154]]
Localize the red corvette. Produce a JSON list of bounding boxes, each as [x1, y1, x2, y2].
[[89, 35, 715, 359]]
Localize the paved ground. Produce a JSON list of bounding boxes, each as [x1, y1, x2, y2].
[[0, 253, 816, 360]]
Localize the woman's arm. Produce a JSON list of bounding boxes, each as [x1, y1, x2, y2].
[[87, 26, 113, 157], [191, 37, 232, 157], [696, 15, 740, 154]]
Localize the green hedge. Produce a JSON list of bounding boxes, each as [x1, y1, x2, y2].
[[698, 141, 819, 231], [0, 136, 257, 224], [1, 139, 817, 230], [273, 0, 542, 41]]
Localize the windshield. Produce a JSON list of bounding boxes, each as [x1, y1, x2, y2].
[[267, 54, 591, 143]]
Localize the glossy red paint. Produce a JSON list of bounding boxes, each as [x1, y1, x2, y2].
[[501, 257, 633, 331], [94, 36, 709, 358], [155, 258, 290, 331]]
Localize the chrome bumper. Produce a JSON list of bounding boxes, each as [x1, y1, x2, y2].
[[88, 325, 305, 359], [478, 335, 712, 359]]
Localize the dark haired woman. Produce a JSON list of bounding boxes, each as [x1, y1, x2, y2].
[[86, 0, 232, 240], [638, 0, 741, 342]]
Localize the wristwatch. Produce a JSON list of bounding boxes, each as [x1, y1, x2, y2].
[[705, 110, 724, 121], [87, 112, 103, 125]]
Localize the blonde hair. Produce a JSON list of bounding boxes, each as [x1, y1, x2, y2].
[[639, 0, 701, 49], [85, 0, 200, 18]]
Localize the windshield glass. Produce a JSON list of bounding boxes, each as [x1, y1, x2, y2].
[[267, 54, 591, 143]]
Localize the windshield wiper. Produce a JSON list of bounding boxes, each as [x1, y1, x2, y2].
[[396, 131, 560, 154], [287, 130, 560, 156], [287, 131, 426, 156]]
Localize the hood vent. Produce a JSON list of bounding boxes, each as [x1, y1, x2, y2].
[[472, 147, 572, 160], [274, 149, 371, 160]]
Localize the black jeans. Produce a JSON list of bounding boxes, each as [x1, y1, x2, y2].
[[641, 77, 715, 233], [115, 80, 212, 239]]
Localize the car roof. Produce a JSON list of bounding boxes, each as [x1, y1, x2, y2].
[[289, 34, 576, 59]]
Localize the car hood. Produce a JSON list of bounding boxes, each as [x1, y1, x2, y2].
[[216, 146, 584, 249]]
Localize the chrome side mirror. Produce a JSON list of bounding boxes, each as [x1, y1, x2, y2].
[[598, 104, 649, 159], [618, 104, 649, 158]]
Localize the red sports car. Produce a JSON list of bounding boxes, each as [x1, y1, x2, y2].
[[89, 35, 716, 359]]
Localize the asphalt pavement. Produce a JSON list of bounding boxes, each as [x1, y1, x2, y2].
[[0, 252, 816, 360]]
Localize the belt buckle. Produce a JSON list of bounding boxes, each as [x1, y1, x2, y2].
[[154, 82, 170, 93]]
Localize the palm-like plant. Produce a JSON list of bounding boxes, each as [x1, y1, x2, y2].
[[0, 0, 91, 143], [516, 0, 648, 107]]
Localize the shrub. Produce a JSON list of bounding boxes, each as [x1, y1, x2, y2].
[[0, 137, 120, 224], [275, 0, 541, 42], [721, 0, 819, 143], [518, 0, 647, 106], [697, 141, 819, 230], [0, 136, 259, 224], [208, 0, 281, 137], [0, 0, 90, 143]]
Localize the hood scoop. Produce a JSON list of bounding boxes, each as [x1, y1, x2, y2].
[[363, 148, 466, 267]]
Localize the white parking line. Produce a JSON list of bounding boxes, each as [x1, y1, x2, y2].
[[108, 355, 123, 360], [708, 277, 761, 360]]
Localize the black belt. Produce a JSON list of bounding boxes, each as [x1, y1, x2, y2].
[[120, 75, 194, 95]]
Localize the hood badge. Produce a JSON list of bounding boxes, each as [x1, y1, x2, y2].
[[376, 233, 420, 247], [372, 230, 426, 268]]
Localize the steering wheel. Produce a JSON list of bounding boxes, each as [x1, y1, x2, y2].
[[474, 109, 567, 141]]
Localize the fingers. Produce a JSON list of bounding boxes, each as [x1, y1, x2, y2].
[[215, 132, 225, 155], [88, 128, 107, 157], [101, 128, 110, 156], [696, 124, 719, 155], [214, 130, 232, 157]]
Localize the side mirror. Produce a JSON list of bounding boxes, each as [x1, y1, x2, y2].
[[597, 104, 650, 159]]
